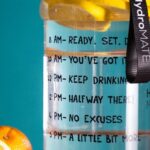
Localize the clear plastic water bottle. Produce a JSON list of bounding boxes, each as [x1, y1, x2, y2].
[[40, 0, 150, 149]]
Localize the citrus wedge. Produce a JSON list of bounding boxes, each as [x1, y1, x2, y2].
[[94, 0, 128, 10], [42, 0, 150, 31], [0, 126, 32, 150], [48, 3, 111, 31]]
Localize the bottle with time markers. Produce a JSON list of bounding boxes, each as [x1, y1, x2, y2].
[[40, 0, 150, 150]]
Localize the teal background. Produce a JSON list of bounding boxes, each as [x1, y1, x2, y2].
[[0, 0, 43, 149]]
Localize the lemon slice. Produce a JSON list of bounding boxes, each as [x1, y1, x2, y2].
[[93, 0, 129, 21], [48, 3, 102, 21], [94, 0, 128, 10], [48, 3, 111, 31], [42, 0, 150, 31], [0, 141, 10, 150], [79, 1, 108, 21]]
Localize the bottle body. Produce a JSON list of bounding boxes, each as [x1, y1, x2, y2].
[[41, 1, 150, 149]]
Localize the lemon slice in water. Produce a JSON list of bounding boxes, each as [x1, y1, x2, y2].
[[48, 3, 111, 31], [94, 0, 128, 10], [43, 0, 150, 31]]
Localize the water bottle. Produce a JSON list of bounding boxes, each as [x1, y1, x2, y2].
[[40, 0, 150, 149]]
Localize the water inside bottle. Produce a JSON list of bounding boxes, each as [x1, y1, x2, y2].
[[41, 0, 150, 149]]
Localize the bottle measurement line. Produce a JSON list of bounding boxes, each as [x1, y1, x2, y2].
[[46, 129, 150, 136], [45, 48, 126, 57]]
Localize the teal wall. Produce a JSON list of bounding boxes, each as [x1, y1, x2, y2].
[[0, 0, 43, 149]]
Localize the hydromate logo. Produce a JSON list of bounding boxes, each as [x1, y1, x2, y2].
[[134, 0, 150, 63]]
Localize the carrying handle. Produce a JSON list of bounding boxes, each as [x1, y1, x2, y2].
[[126, 0, 150, 83]]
